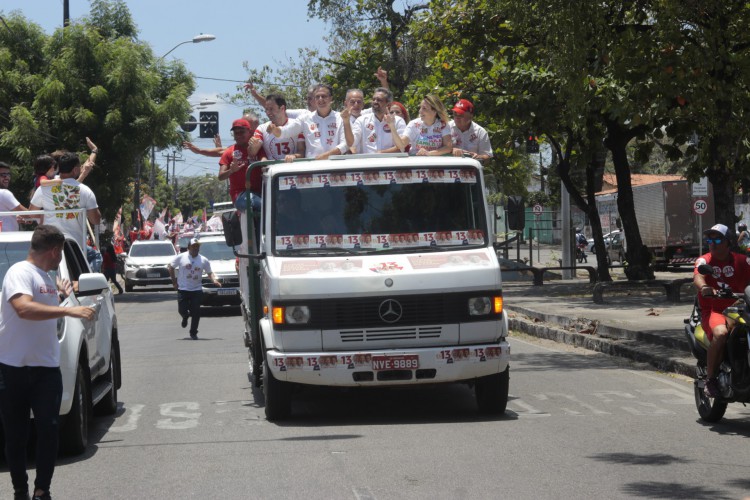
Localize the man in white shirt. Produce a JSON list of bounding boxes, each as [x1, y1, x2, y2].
[[344, 87, 406, 154], [0, 225, 94, 500], [253, 94, 304, 162], [30, 153, 101, 247], [0, 162, 28, 231], [168, 238, 220, 339], [449, 99, 493, 162], [267, 84, 348, 160]]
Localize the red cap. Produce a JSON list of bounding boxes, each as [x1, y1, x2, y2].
[[452, 99, 474, 115], [230, 118, 252, 131]]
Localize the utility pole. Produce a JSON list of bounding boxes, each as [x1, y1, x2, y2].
[[63, 0, 70, 27], [162, 150, 184, 208]]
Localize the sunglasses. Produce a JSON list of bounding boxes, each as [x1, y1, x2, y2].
[[705, 237, 724, 245]]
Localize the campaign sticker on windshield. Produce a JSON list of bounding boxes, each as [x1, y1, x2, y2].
[[278, 168, 478, 190]]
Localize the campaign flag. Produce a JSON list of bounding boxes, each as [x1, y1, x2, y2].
[[140, 195, 157, 222]]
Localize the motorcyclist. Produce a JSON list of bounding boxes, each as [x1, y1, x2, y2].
[[693, 223, 750, 397], [575, 228, 587, 263]]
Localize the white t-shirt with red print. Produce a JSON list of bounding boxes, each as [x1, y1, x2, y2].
[[170, 252, 213, 292], [404, 119, 451, 155]]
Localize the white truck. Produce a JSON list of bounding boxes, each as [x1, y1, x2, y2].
[[226, 155, 510, 420], [0, 209, 120, 454]]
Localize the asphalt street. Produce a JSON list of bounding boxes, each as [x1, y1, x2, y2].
[[1, 288, 750, 499]]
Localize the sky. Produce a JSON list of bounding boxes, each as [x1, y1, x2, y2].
[[0, 0, 329, 177]]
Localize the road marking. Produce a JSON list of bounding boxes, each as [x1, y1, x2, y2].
[[107, 403, 144, 433], [156, 402, 201, 429], [533, 393, 610, 415], [508, 397, 550, 417]]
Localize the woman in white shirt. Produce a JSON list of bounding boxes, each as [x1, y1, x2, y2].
[[387, 94, 452, 156]]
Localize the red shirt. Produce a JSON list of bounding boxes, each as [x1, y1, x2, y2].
[[220, 144, 260, 202], [694, 251, 750, 312]]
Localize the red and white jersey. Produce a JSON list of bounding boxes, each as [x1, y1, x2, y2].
[[449, 120, 493, 157], [255, 121, 302, 160], [351, 113, 406, 154], [278, 110, 348, 158], [403, 119, 451, 155]]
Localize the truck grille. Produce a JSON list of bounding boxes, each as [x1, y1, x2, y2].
[[274, 290, 502, 330], [339, 326, 442, 343]]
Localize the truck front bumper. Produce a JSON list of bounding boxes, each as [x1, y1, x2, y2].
[[266, 340, 510, 387]]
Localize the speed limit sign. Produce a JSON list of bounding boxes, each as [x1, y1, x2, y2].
[[693, 199, 708, 215]]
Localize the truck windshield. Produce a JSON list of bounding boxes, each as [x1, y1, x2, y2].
[[272, 166, 487, 254]]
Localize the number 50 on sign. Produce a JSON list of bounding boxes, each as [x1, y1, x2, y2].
[[693, 199, 708, 215]]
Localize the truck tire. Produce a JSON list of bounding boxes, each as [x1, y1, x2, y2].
[[59, 363, 90, 455], [94, 340, 119, 416], [124, 280, 134, 292], [475, 367, 509, 415], [263, 357, 292, 421]]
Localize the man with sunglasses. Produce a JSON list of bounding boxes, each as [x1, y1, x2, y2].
[[693, 223, 750, 397], [218, 118, 262, 211]]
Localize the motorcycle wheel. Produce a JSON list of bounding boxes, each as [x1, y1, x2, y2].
[[694, 380, 728, 423]]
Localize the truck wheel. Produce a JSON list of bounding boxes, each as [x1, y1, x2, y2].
[[59, 363, 90, 455], [124, 280, 134, 292], [475, 367, 509, 415], [694, 380, 727, 423], [94, 341, 119, 416], [263, 357, 292, 421]]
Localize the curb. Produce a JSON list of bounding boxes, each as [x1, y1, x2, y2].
[[505, 307, 697, 379]]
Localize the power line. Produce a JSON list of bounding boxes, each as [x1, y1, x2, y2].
[[194, 75, 305, 88]]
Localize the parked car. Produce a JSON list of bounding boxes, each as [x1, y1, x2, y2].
[[197, 234, 240, 306], [607, 230, 626, 264], [123, 240, 177, 292], [0, 230, 120, 455], [587, 230, 621, 253]]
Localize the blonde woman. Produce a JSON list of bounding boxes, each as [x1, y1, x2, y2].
[[387, 94, 452, 156]]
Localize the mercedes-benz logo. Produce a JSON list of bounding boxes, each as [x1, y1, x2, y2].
[[378, 299, 403, 323]]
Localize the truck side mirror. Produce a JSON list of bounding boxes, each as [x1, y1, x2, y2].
[[221, 211, 243, 247]]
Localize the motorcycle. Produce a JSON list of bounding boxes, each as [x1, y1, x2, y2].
[[575, 241, 588, 263], [683, 263, 750, 422]]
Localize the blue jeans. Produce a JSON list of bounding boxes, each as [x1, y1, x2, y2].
[[0, 363, 63, 494], [234, 192, 261, 212], [177, 289, 203, 334]]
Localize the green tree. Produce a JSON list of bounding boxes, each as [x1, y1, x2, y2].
[[0, 2, 194, 222]]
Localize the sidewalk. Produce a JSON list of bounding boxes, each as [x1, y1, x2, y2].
[[502, 280, 698, 378]]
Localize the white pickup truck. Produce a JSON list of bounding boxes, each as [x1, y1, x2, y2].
[[227, 155, 510, 420], [0, 210, 120, 454]]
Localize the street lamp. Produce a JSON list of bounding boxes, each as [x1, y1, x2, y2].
[[159, 34, 216, 60]]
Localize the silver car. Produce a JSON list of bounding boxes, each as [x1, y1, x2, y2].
[[124, 240, 177, 292], [197, 235, 240, 306]]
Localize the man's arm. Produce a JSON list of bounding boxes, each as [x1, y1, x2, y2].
[[183, 142, 225, 158], [10, 293, 95, 321], [245, 82, 266, 108], [168, 264, 179, 290], [88, 207, 101, 225]]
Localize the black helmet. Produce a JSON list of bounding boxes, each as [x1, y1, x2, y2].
[[740, 223, 747, 230]]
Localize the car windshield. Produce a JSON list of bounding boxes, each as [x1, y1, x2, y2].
[[199, 241, 235, 261], [0, 241, 31, 289], [272, 166, 487, 254], [129, 243, 176, 258]]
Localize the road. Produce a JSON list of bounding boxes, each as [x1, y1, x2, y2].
[[2, 289, 750, 499]]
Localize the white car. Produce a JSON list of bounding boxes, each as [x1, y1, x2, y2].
[[197, 235, 240, 306], [0, 231, 120, 455], [587, 230, 621, 253], [124, 240, 177, 292]]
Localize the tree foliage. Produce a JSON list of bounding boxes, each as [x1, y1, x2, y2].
[[0, 2, 194, 222]]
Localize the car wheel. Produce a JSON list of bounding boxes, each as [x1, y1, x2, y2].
[[94, 341, 119, 416], [59, 363, 90, 455], [263, 356, 292, 421], [125, 280, 134, 292], [475, 367, 509, 415]]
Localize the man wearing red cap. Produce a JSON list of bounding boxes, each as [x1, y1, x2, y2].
[[218, 118, 261, 211], [449, 99, 493, 162]]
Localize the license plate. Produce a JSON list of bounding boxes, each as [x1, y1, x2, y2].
[[371, 355, 419, 371], [147, 272, 159, 278], [217, 289, 236, 296]]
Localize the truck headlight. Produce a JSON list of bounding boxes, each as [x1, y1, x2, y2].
[[468, 296, 503, 316], [272, 305, 311, 324]]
